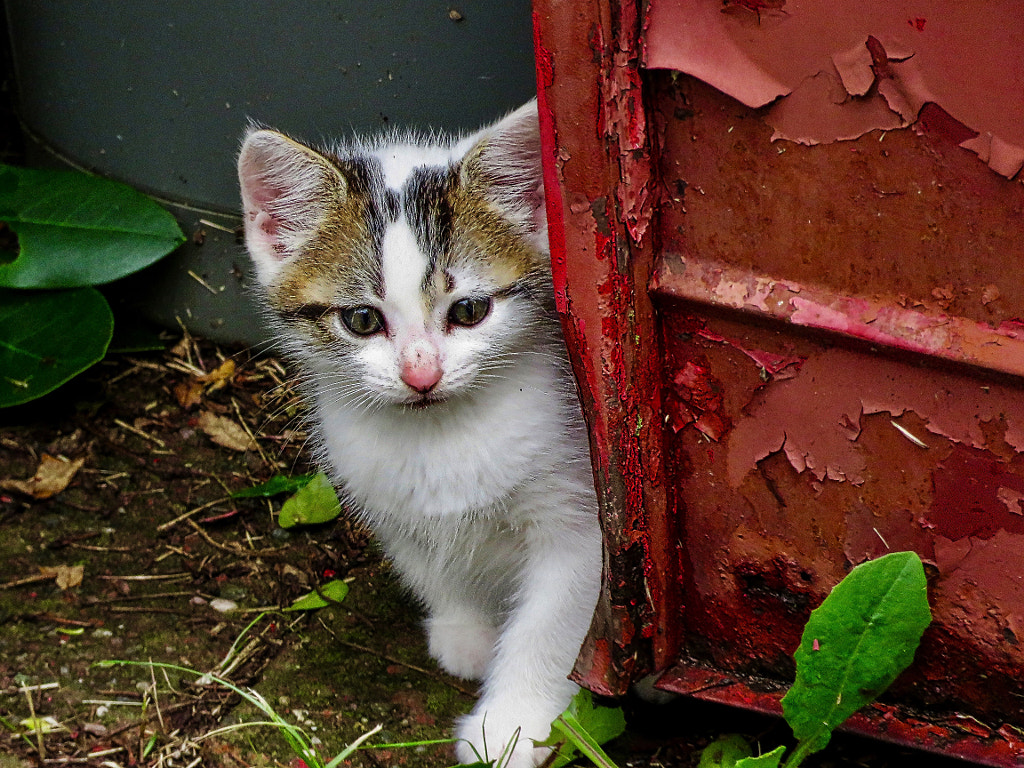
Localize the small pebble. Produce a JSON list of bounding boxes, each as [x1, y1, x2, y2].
[[82, 722, 108, 737], [209, 598, 238, 613]]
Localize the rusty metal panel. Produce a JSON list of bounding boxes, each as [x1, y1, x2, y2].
[[647, 71, 1024, 763], [534, 0, 1024, 763], [533, 0, 681, 696]]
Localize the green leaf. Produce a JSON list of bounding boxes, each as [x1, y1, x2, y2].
[[698, 734, 753, 768], [277, 472, 341, 528], [0, 287, 113, 407], [284, 579, 349, 611], [231, 473, 315, 499], [781, 552, 931, 758], [0, 164, 185, 288], [735, 746, 786, 767], [542, 689, 626, 768], [562, 689, 626, 749]]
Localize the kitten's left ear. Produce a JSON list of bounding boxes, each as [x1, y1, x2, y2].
[[238, 128, 346, 286], [461, 99, 546, 239]]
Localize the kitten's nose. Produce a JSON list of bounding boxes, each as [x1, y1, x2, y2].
[[401, 359, 443, 394]]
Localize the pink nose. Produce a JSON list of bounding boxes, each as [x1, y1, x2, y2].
[[401, 361, 443, 394]]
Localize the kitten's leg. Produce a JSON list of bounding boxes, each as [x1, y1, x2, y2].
[[454, 514, 602, 768], [425, 603, 498, 681], [379, 533, 499, 681]]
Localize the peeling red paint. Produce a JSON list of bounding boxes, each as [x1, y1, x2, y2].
[[931, 447, 1024, 540], [932, 530, 1024, 665], [599, 12, 657, 244], [721, 0, 788, 21], [533, 11, 567, 316], [536, 0, 1024, 761], [696, 327, 805, 378], [643, 0, 1024, 178], [535, 0, 681, 695], [722, 347, 1024, 487], [915, 101, 978, 146], [657, 303, 1024, 751], [667, 360, 730, 441], [654, 255, 1024, 381]]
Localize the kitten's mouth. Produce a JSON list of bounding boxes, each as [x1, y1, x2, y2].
[[404, 394, 446, 410]]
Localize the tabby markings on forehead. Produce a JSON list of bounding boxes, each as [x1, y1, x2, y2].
[[327, 153, 400, 299], [403, 165, 456, 278], [273, 140, 544, 328]]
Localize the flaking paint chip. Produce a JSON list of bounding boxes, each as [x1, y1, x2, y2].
[[981, 284, 1000, 306]]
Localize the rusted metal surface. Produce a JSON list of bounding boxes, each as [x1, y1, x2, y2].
[[533, 0, 681, 696], [659, 665, 1024, 765], [535, 0, 1024, 762], [646, 72, 1024, 763], [643, 0, 1024, 179]]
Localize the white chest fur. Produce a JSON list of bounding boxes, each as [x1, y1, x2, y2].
[[313, 350, 573, 523]]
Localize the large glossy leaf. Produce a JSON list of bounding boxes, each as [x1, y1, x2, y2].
[[0, 164, 185, 288], [781, 552, 931, 756], [0, 287, 113, 407]]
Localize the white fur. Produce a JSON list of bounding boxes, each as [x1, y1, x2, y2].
[[376, 142, 459, 188], [311, 345, 601, 767], [239, 100, 602, 768]]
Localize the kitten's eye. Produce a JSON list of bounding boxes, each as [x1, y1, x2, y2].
[[339, 306, 385, 336], [448, 297, 491, 327]]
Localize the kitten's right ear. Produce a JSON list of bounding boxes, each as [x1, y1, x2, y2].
[[238, 129, 345, 285]]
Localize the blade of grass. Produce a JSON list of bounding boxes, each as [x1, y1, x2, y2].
[[323, 723, 384, 768], [550, 712, 619, 768], [216, 611, 268, 672]]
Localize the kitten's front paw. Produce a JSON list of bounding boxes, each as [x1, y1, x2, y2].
[[454, 707, 553, 768], [426, 612, 497, 681]]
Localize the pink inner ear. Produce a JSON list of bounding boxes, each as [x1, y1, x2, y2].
[[246, 173, 288, 211], [251, 210, 287, 255], [240, 155, 292, 262]]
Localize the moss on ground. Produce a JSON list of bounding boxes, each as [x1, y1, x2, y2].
[[0, 343, 471, 766], [217, 573, 475, 767]]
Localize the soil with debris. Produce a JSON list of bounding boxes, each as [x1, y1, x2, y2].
[[0, 338, 968, 768], [0, 336, 473, 768]]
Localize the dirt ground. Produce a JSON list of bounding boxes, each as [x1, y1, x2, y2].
[[0, 334, 475, 767], [0, 335, 970, 768]]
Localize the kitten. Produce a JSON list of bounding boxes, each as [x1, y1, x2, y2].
[[237, 101, 602, 767]]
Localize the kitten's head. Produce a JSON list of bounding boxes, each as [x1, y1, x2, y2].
[[237, 100, 551, 410]]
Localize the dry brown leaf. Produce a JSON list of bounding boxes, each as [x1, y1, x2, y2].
[[197, 411, 256, 452], [39, 564, 84, 590], [1, 454, 86, 499], [198, 359, 236, 390], [174, 360, 237, 408], [173, 380, 206, 409]]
